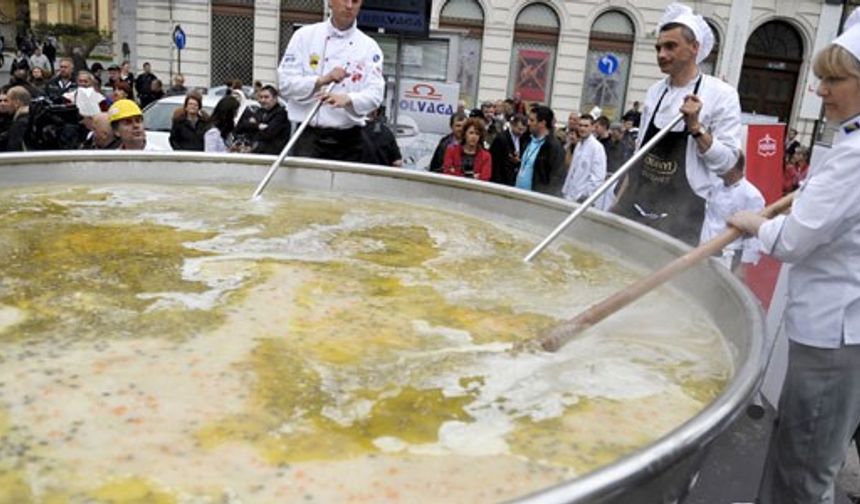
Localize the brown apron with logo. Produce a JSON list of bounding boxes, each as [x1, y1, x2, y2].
[[614, 77, 705, 246]]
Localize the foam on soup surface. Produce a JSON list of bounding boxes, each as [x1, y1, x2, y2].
[[0, 185, 731, 503]]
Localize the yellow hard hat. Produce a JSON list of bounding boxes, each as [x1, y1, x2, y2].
[[108, 99, 142, 123]]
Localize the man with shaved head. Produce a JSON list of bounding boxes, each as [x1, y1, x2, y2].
[[82, 112, 120, 150]]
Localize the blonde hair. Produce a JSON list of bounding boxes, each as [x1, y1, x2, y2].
[[7, 86, 31, 107], [813, 44, 860, 80]]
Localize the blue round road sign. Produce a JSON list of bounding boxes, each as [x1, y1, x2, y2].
[[173, 26, 186, 50], [597, 53, 619, 76]]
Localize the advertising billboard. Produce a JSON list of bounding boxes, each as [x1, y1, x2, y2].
[[358, 0, 431, 37]]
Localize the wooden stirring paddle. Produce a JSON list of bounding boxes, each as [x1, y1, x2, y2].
[[534, 192, 795, 352]]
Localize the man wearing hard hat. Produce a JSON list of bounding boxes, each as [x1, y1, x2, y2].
[[108, 98, 164, 151]]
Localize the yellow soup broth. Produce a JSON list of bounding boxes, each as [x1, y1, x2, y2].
[[0, 185, 732, 503]]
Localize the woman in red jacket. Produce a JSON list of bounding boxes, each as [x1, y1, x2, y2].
[[443, 117, 492, 180]]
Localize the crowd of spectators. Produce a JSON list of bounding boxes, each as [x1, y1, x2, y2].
[[0, 37, 807, 203], [426, 98, 641, 206], [0, 34, 299, 155]]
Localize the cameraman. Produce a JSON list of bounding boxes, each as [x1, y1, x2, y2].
[[3, 86, 31, 151]]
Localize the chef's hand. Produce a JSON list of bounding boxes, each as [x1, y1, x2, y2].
[[319, 92, 352, 109], [728, 211, 766, 236], [680, 94, 703, 132], [319, 66, 349, 86]]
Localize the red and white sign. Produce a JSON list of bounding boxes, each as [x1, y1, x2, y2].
[[744, 123, 786, 308], [746, 124, 784, 206], [757, 134, 778, 158], [398, 79, 460, 135], [514, 49, 551, 102]]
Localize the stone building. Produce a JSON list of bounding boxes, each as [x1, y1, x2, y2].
[[118, 0, 858, 143]]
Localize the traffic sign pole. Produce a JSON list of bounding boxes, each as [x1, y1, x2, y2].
[[173, 25, 187, 75]]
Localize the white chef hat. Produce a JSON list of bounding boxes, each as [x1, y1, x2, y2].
[[834, 7, 860, 63], [658, 2, 715, 65]]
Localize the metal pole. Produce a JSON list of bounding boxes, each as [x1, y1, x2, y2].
[[251, 82, 336, 199], [392, 32, 403, 131], [523, 112, 685, 263]]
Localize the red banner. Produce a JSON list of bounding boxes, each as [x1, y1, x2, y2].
[[514, 49, 551, 102], [746, 124, 785, 205], [743, 123, 786, 308]]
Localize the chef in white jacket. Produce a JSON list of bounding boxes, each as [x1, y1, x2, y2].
[[612, 2, 742, 246], [277, 0, 384, 162], [729, 8, 860, 503], [699, 151, 765, 272], [562, 114, 606, 204]]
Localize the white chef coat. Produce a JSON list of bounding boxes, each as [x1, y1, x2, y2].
[[143, 141, 169, 152], [699, 177, 765, 264], [203, 127, 228, 153], [277, 19, 384, 129], [758, 116, 860, 349], [638, 74, 743, 198], [561, 134, 606, 203]]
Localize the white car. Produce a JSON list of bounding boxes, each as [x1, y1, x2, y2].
[[142, 94, 259, 151], [206, 84, 255, 99]]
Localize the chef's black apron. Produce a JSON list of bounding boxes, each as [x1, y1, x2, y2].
[[614, 77, 705, 246]]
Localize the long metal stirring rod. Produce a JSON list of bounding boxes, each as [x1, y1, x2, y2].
[[523, 112, 685, 263], [251, 81, 337, 199]]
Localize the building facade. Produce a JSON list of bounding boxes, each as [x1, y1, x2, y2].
[[29, 0, 112, 30], [119, 0, 857, 144]]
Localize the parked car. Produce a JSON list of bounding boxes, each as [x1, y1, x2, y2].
[[142, 94, 259, 151], [206, 84, 255, 99]]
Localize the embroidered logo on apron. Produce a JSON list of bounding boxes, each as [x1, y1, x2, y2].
[[642, 153, 678, 184]]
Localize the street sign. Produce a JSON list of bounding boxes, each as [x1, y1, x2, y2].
[[173, 25, 186, 50], [597, 53, 619, 76]]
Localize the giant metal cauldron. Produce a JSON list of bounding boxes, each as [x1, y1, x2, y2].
[[0, 151, 765, 504]]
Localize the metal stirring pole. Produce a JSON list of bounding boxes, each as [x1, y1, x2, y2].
[[251, 81, 338, 199], [523, 113, 685, 263]]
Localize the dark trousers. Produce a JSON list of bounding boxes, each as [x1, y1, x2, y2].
[[291, 126, 365, 163]]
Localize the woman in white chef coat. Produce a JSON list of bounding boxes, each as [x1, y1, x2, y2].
[[729, 9, 860, 503]]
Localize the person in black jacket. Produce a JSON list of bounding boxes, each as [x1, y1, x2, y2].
[[362, 106, 401, 167], [234, 85, 290, 155], [489, 113, 527, 186], [3, 86, 31, 151], [45, 58, 76, 99], [10, 50, 29, 74], [0, 91, 13, 135], [169, 92, 209, 151], [519, 105, 567, 197], [135, 62, 157, 106]]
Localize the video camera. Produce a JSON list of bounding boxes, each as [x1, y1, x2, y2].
[[26, 95, 85, 151]]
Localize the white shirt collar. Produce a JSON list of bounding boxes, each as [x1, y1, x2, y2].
[[665, 72, 702, 91], [840, 112, 860, 136], [327, 19, 357, 38]]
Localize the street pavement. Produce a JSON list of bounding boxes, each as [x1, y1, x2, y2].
[[687, 403, 859, 504]]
